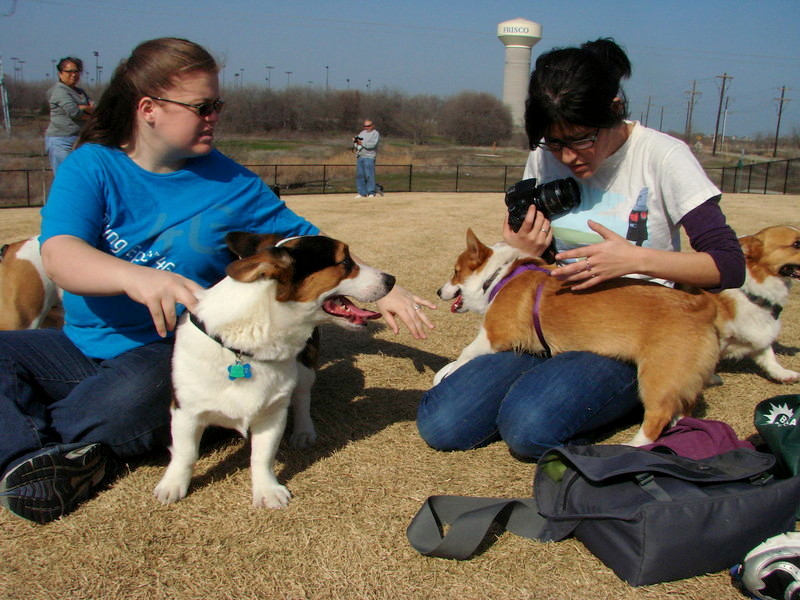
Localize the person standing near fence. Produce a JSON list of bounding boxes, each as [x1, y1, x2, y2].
[[45, 57, 94, 175], [354, 119, 380, 198]]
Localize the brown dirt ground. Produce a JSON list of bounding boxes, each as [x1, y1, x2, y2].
[[0, 192, 798, 600]]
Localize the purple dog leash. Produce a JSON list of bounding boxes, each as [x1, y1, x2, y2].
[[488, 263, 551, 355]]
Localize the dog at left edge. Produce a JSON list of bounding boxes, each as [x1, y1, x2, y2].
[[154, 232, 395, 508], [0, 236, 63, 330]]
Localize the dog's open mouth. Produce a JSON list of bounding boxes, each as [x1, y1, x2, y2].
[[450, 292, 464, 313], [322, 296, 381, 325], [779, 264, 800, 279]]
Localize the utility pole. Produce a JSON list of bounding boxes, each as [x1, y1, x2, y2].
[[684, 80, 701, 144], [720, 96, 732, 155], [772, 86, 791, 158], [265, 66, 274, 89], [712, 73, 733, 156], [644, 96, 652, 127], [0, 56, 11, 135]]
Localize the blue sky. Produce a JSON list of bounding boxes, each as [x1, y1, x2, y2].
[[2, 0, 798, 138]]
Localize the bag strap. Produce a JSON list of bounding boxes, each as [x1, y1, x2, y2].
[[406, 495, 553, 560]]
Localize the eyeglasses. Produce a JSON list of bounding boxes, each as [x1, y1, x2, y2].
[[61, 69, 80, 74], [538, 128, 600, 152], [148, 96, 225, 117], [364, 123, 373, 128]]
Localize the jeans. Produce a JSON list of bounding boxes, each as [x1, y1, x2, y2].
[[45, 135, 78, 175], [0, 329, 174, 476], [417, 351, 641, 459], [356, 156, 376, 196]]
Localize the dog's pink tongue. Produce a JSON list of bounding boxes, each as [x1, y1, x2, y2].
[[323, 296, 381, 325], [450, 294, 463, 313]]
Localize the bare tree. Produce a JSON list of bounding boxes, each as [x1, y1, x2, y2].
[[440, 91, 513, 146]]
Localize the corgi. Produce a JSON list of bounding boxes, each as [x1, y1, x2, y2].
[[435, 228, 720, 446], [714, 225, 799, 383], [0, 236, 63, 330], [154, 233, 395, 508]]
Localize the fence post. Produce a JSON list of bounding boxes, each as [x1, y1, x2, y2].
[[455, 165, 460, 192], [408, 164, 412, 192], [323, 165, 327, 194], [783, 159, 790, 195], [764, 162, 770, 194]]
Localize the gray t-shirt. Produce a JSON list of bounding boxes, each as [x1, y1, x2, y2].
[[45, 82, 91, 137]]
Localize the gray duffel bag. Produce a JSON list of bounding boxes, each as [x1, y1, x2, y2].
[[407, 445, 800, 586]]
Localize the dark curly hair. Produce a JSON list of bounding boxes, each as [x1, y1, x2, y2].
[[524, 38, 632, 149]]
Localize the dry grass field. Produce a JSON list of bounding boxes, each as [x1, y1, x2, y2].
[[0, 192, 798, 600]]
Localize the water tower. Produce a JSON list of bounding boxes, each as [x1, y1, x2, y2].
[[497, 18, 542, 127]]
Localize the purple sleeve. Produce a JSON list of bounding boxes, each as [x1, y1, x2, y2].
[[678, 196, 745, 292]]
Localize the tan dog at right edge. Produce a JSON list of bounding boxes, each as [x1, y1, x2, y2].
[[435, 229, 721, 447], [714, 225, 800, 383]]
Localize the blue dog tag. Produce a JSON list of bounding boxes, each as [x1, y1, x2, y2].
[[228, 362, 251, 380]]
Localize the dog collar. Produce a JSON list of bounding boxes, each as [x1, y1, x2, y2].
[[487, 262, 552, 356], [744, 292, 783, 320], [188, 313, 255, 380]]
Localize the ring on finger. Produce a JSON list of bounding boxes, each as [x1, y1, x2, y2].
[[413, 304, 422, 311], [541, 227, 549, 233]]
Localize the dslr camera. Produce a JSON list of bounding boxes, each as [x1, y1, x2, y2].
[[352, 135, 363, 150], [505, 177, 581, 232]]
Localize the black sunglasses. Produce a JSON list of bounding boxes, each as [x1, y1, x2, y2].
[[148, 96, 225, 117]]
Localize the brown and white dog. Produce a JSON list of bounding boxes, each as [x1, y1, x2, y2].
[[714, 225, 799, 383], [154, 233, 395, 508], [0, 236, 62, 330], [435, 228, 721, 446]]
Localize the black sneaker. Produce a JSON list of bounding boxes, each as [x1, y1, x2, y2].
[[0, 443, 111, 524]]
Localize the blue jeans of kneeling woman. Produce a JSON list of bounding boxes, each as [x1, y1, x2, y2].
[[0, 329, 173, 476], [416, 351, 642, 459]]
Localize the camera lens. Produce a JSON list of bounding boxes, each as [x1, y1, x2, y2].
[[536, 177, 580, 219]]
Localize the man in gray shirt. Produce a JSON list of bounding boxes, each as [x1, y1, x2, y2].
[[45, 57, 94, 174], [354, 119, 380, 198]]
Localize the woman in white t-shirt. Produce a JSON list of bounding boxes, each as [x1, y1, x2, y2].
[[417, 38, 745, 459]]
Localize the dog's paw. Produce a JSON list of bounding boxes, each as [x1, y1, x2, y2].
[[252, 484, 292, 509], [706, 373, 724, 387], [770, 368, 800, 384], [626, 430, 655, 447], [433, 361, 458, 386], [154, 477, 190, 504], [290, 427, 317, 449]]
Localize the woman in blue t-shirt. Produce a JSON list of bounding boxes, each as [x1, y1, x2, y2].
[[0, 37, 434, 524]]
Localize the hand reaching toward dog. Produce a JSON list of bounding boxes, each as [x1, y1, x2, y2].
[[375, 285, 436, 340]]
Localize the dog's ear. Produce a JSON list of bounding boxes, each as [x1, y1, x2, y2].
[[465, 228, 491, 266], [225, 232, 283, 258], [739, 234, 764, 262], [225, 247, 293, 285]]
